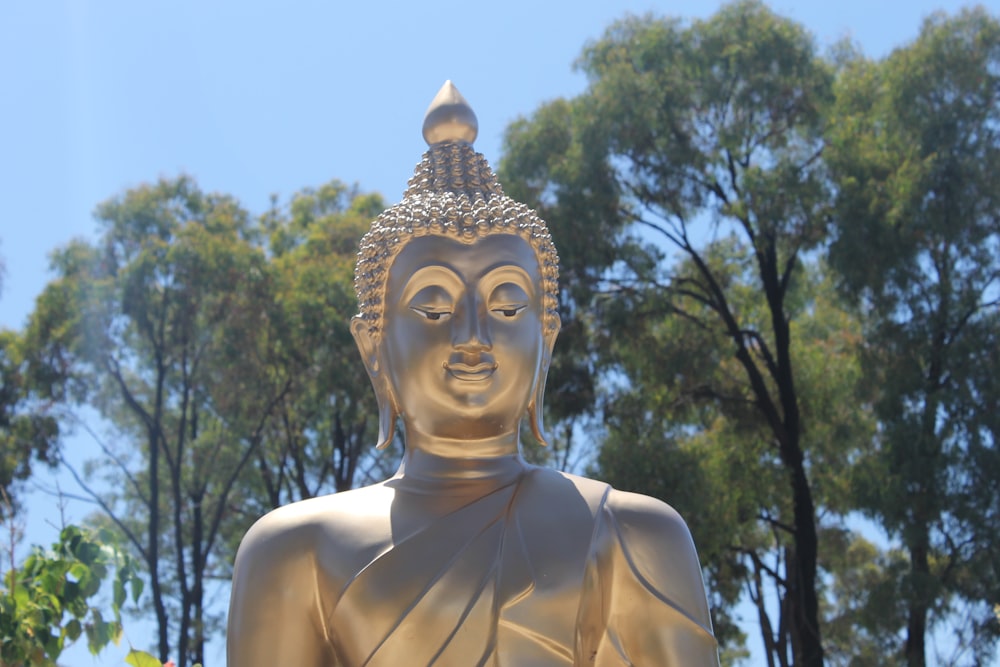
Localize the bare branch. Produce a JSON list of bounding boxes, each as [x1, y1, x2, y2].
[[65, 413, 150, 509], [63, 460, 148, 561], [758, 512, 796, 536]]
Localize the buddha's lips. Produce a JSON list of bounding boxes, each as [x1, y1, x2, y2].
[[443, 361, 498, 381]]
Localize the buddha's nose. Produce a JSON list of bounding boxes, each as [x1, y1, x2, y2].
[[452, 295, 492, 351]]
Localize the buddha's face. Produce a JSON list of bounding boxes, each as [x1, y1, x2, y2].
[[374, 234, 553, 443]]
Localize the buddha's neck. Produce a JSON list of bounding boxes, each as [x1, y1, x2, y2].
[[394, 430, 527, 496]]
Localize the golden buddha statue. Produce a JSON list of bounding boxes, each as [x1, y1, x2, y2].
[[226, 82, 720, 667]]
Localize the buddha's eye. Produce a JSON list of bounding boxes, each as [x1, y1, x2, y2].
[[488, 281, 531, 320], [491, 305, 527, 318], [406, 284, 455, 322], [410, 306, 452, 321]]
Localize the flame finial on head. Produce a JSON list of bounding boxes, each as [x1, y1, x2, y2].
[[422, 80, 479, 146]]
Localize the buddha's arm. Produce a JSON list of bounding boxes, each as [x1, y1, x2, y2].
[[603, 490, 721, 667], [227, 515, 338, 666]]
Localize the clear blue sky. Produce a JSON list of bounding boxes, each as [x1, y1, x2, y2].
[[1, 1, 995, 665]]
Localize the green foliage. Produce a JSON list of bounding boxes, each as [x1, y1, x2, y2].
[[0, 330, 61, 519], [245, 179, 389, 510], [126, 649, 173, 667], [503, 2, 841, 663], [125, 648, 202, 667], [23, 175, 385, 665], [499, 97, 616, 468], [597, 260, 874, 661], [828, 7, 1000, 663], [125, 649, 163, 667], [0, 525, 142, 667], [504, 3, 1000, 663], [820, 529, 908, 665]]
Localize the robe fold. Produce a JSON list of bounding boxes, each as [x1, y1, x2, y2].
[[317, 467, 718, 666]]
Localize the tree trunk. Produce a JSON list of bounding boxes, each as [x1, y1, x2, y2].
[[904, 536, 929, 667], [903, 318, 946, 667], [787, 453, 823, 667], [149, 374, 170, 662], [750, 555, 778, 667], [904, 387, 941, 667], [192, 493, 206, 667], [173, 463, 190, 666], [148, 423, 169, 660], [763, 238, 824, 667]]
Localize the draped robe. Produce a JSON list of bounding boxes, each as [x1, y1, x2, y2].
[[228, 466, 719, 666]]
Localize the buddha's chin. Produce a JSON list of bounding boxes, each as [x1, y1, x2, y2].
[[444, 390, 528, 425], [412, 407, 524, 443], [440, 381, 506, 414], [396, 378, 531, 442]]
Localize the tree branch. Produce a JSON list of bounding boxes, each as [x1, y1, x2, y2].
[[63, 460, 147, 561]]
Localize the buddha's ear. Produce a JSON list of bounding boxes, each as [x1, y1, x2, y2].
[[351, 316, 379, 376], [528, 316, 560, 447], [351, 316, 398, 450]]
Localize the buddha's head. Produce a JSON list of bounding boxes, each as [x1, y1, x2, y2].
[[351, 82, 561, 452]]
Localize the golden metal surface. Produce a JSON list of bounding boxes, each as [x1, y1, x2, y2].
[[227, 83, 720, 666], [422, 80, 479, 145]]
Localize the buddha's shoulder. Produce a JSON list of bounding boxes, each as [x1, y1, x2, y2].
[[520, 467, 609, 504], [541, 470, 701, 562], [236, 482, 396, 565], [601, 487, 710, 618], [604, 486, 695, 547]]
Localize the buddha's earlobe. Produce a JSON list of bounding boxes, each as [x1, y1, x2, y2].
[[351, 317, 398, 450], [375, 399, 398, 451], [527, 396, 548, 448], [528, 318, 560, 448]]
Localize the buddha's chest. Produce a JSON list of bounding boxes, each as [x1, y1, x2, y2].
[[321, 482, 604, 666]]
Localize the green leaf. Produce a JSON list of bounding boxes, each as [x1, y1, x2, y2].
[[64, 618, 82, 641], [125, 648, 163, 667], [113, 577, 125, 608], [68, 562, 90, 581], [130, 575, 144, 604]]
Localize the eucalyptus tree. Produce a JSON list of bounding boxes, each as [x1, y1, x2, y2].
[[239, 180, 388, 516], [22, 176, 384, 666], [1, 239, 61, 519], [828, 8, 1000, 665], [501, 2, 841, 664], [22, 176, 291, 665], [0, 329, 60, 519]]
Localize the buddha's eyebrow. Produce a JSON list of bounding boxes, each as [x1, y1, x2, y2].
[[399, 265, 464, 304], [481, 265, 535, 295]]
